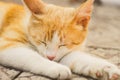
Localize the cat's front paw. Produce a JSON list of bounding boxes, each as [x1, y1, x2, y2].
[[73, 61, 120, 80], [101, 66, 120, 80], [48, 64, 71, 79], [34, 63, 71, 79]]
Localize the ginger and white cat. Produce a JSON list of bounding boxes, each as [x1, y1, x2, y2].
[[0, 0, 120, 80]]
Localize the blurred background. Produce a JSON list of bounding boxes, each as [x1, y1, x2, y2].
[[0, 0, 120, 50]]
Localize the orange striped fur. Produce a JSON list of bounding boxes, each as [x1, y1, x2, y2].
[[0, 2, 28, 50], [0, 0, 92, 53]]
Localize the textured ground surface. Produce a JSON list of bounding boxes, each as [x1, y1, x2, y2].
[[0, 0, 120, 80]]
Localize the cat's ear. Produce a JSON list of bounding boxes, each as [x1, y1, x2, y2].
[[73, 0, 94, 29], [22, 0, 46, 14]]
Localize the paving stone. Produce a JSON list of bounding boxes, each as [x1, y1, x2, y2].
[[15, 72, 51, 80], [0, 66, 20, 80]]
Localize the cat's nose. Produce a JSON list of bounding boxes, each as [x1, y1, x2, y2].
[[47, 55, 55, 60]]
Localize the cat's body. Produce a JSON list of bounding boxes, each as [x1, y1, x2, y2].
[[0, 0, 120, 80], [0, 2, 27, 50]]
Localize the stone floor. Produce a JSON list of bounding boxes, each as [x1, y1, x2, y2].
[[0, 1, 120, 80]]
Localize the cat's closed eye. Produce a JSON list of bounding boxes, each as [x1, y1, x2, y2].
[[40, 41, 47, 46], [71, 42, 80, 45], [58, 44, 66, 48], [58, 42, 80, 49]]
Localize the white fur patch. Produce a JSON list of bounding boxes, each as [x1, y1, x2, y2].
[[60, 51, 120, 79], [0, 47, 71, 79], [46, 32, 60, 56]]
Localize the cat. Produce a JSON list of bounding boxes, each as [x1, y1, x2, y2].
[[0, 0, 120, 80]]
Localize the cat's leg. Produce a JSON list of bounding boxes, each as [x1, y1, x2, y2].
[[0, 47, 71, 79], [60, 51, 120, 80]]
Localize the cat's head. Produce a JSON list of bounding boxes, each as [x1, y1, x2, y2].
[[23, 0, 94, 61]]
